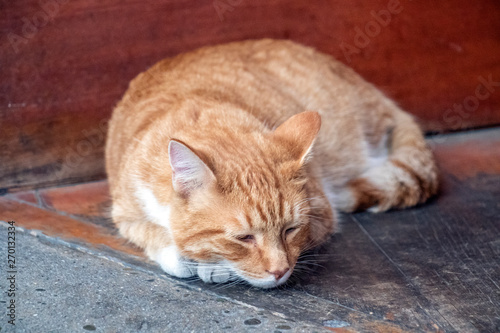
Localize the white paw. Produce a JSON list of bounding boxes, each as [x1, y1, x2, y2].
[[197, 264, 234, 283], [155, 246, 196, 278], [367, 205, 383, 213]]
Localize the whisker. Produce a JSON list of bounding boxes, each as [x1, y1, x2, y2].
[[213, 278, 246, 290]]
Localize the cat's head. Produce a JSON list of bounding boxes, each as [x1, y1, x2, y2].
[[168, 111, 334, 288]]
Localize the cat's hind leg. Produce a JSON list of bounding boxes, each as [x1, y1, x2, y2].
[[336, 112, 438, 213]]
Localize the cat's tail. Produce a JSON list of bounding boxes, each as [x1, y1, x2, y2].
[[341, 110, 439, 213]]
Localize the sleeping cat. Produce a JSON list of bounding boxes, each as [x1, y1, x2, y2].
[[105, 39, 438, 289]]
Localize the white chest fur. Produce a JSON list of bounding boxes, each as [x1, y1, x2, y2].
[[134, 185, 172, 232]]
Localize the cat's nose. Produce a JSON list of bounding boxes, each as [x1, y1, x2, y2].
[[267, 268, 289, 280]]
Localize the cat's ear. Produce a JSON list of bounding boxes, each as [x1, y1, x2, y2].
[[168, 140, 215, 198], [273, 111, 321, 165]]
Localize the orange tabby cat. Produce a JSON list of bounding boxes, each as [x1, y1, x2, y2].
[[105, 39, 438, 288]]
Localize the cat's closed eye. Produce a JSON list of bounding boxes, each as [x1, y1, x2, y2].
[[237, 234, 256, 244], [284, 226, 299, 237]]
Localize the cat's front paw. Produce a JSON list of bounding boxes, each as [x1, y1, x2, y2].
[[197, 264, 234, 284], [155, 246, 196, 278]]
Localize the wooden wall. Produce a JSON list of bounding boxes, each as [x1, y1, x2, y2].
[[1, 0, 500, 192]]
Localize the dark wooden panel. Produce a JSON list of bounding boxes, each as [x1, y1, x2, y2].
[[1, 0, 500, 191]]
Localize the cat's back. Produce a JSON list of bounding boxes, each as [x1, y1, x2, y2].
[[108, 38, 361, 145]]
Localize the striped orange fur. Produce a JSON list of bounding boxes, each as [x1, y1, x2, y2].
[[105, 39, 438, 288]]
